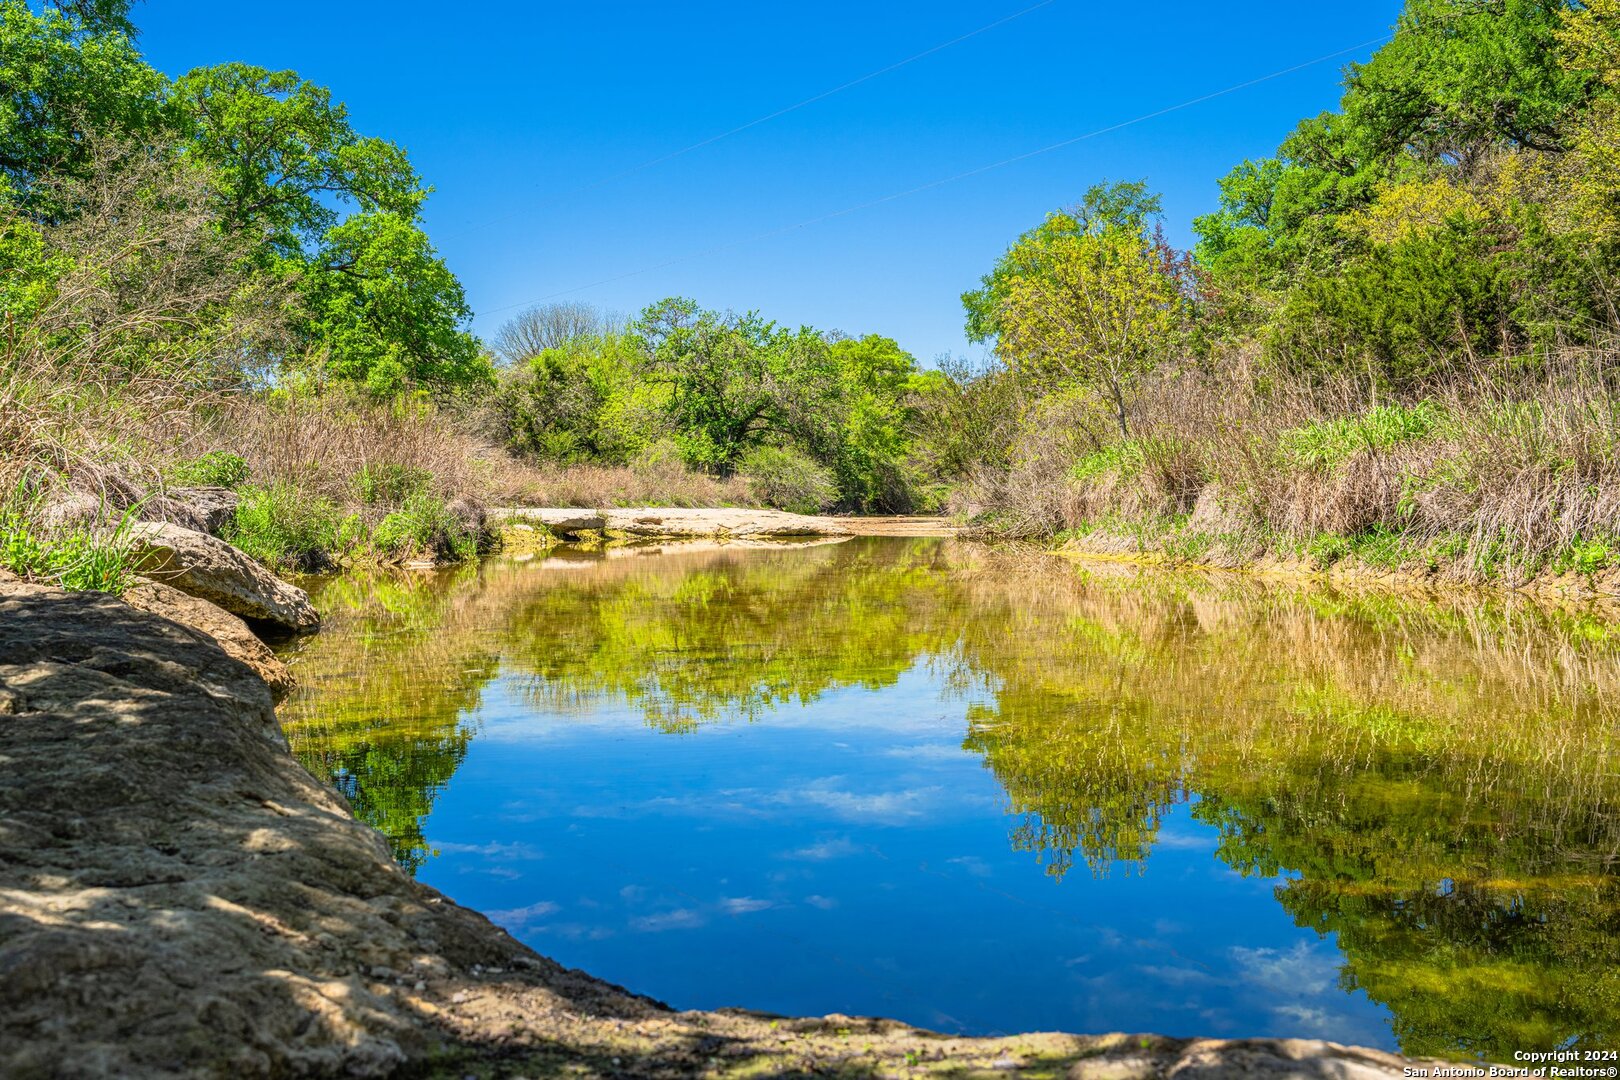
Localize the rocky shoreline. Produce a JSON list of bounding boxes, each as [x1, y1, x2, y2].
[[0, 516, 1442, 1078]]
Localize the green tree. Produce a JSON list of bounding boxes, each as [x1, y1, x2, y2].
[[963, 179, 1163, 344], [631, 298, 836, 476], [1343, 0, 1591, 165], [170, 63, 483, 395], [0, 0, 166, 206], [822, 334, 918, 509], [300, 211, 486, 396], [978, 183, 1192, 437]]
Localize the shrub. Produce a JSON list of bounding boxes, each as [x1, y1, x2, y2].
[[740, 446, 839, 515], [167, 450, 250, 489], [370, 490, 478, 562], [227, 483, 343, 571]]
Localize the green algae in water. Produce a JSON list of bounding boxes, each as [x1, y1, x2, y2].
[[276, 538, 1620, 1061]]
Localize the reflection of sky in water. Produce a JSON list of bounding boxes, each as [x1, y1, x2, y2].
[[422, 667, 1391, 1046]]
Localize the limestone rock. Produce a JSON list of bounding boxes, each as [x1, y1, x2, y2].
[[601, 507, 851, 538], [126, 521, 319, 635], [121, 577, 295, 701], [158, 486, 240, 537], [493, 507, 607, 537], [1066, 1036, 1421, 1080], [33, 491, 106, 531]]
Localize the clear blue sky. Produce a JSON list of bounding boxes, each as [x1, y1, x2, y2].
[[133, 1, 1402, 364]]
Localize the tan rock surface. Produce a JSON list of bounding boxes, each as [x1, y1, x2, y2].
[[601, 506, 851, 538], [126, 521, 319, 634], [121, 577, 296, 701]]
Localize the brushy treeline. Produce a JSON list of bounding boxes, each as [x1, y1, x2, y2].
[[0, 1, 957, 584], [948, 0, 1620, 585]]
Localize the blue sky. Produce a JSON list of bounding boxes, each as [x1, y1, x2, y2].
[[134, 2, 1403, 363]]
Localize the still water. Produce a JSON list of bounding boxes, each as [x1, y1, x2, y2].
[[277, 538, 1620, 1060]]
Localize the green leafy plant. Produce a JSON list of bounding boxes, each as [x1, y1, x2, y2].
[[739, 445, 838, 515], [226, 482, 342, 570], [167, 450, 250, 489]]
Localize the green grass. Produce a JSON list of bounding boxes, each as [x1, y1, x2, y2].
[[1279, 401, 1443, 471], [0, 494, 138, 593], [167, 450, 250, 489], [227, 483, 350, 570], [1071, 442, 1146, 483], [371, 490, 479, 562]]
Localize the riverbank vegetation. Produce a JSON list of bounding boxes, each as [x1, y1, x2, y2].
[[950, 0, 1620, 585], [0, 1, 944, 585], [7, 0, 1620, 587]]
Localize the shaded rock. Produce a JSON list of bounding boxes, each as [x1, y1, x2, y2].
[[121, 578, 295, 701], [158, 486, 240, 537], [1065, 1036, 1421, 1080], [126, 521, 319, 635], [0, 582, 500, 1076]]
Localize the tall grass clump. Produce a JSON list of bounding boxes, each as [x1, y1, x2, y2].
[[953, 343, 1620, 584], [0, 482, 138, 593]]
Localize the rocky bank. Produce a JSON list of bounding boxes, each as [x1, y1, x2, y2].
[[0, 529, 1444, 1078]]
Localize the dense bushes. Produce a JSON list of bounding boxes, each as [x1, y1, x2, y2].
[[948, 0, 1620, 582], [482, 301, 940, 513]]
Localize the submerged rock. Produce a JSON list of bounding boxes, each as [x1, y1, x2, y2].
[[120, 577, 295, 701], [126, 521, 319, 635]]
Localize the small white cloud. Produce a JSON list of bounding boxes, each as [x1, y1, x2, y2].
[[946, 856, 992, 878], [1230, 942, 1338, 997], [787, 837, 865, 861], [631, 908, 705, 932], [804, 894, 838, 909], [486, 900, 560, 927], [1136, 963, 1222, 987], [434, 840, 544, 860], [720, 897, 773, 915]]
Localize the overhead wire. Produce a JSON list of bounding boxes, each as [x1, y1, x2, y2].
[[439, 0, 1060, 240], [479, 34, 1391, 317]]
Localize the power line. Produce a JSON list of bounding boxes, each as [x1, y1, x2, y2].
[[479, 34, 1389, 319], [441, 0, 1059, 241]]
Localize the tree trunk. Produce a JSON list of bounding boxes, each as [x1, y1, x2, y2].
[[1108, 378, 1130, 440]]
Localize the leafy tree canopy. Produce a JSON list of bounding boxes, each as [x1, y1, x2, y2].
[[0, 0, 165, 205]]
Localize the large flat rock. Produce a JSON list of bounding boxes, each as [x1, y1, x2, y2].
[[127, 521, 319, 634], [601, 507, 852, 538], [491, 507, 607, 537], [120, 578, 295, 701]]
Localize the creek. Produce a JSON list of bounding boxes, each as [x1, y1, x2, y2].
[[276, 537, 1620, 1060]]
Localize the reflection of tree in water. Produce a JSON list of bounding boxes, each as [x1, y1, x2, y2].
[[497, 541, 959, 731], [953, 568, 1620, 1059], [280, 542, 1620, 1058], [278, 568, 492, 872]]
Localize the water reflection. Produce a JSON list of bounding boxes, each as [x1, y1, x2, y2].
[[277, 539, 1620, 1058]]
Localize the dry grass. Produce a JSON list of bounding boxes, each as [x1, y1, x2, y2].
[[960, 342, 1620, 582], [485, 458, 758, 508]]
